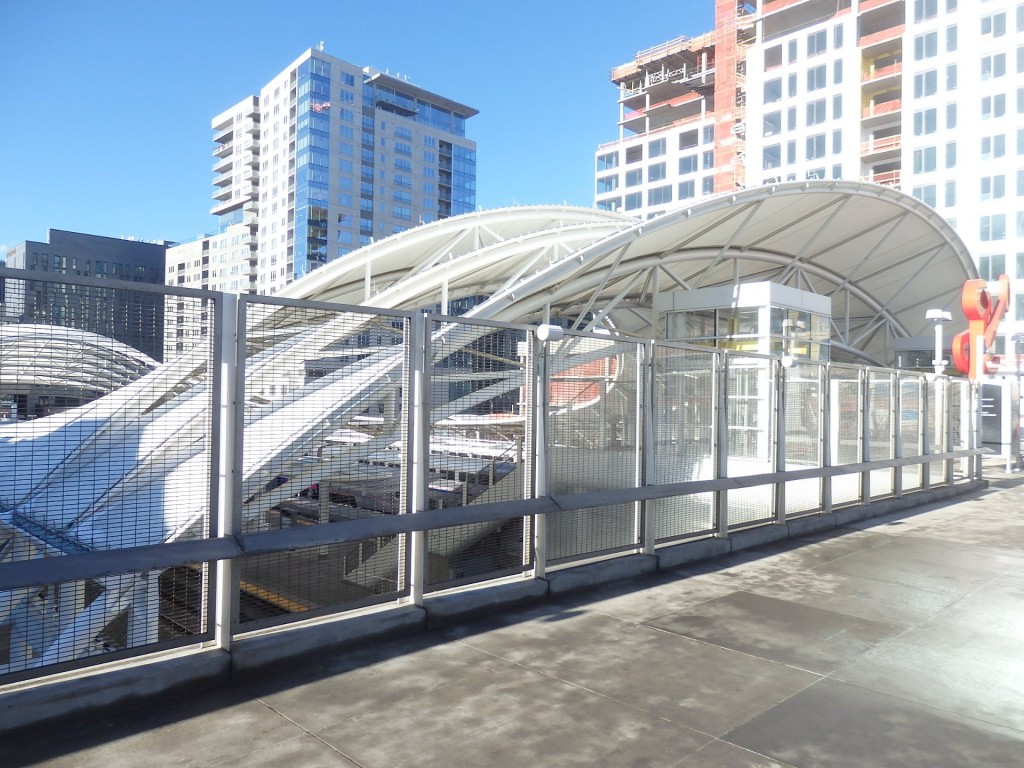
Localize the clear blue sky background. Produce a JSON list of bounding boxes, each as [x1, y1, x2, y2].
[[0, 1, 713, 252]]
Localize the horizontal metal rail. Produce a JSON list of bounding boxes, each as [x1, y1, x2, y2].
[[0, 447, 984, 592]]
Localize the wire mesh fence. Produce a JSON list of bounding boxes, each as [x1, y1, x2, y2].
[[0, 277, 217, 676], [900, 373, 925, 491], [652, 344, 717, 542], [545, 334, 641, 563], [867, 369, 895, 497], [425, 317, 531, 589], [725, 354, 775, 527], [235, 298, 410, 626], [784, 361, 824, 517], [828, 364, 863, 506]]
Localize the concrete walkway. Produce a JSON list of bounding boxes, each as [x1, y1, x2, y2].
[[4, 468, 1024, 767]]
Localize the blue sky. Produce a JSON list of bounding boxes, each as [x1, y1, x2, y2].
[[0, 1, 714, 252]]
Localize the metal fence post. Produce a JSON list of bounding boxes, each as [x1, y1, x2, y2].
[[893, 372, 903, 497], [213, 292, 241, 652], [774, 360, 787, 525], [820, 364, 832, 515], [715, 352, 730, 538], [641, 340, 656, 554], [860, 367, 871, 504], [406, 312, 430, 605], [532, 331, 550, 578]]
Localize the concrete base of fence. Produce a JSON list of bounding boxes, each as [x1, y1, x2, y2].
[[232, 604, 427, 675], [0, 647, 230, 732], [0, 478, 988, 733]]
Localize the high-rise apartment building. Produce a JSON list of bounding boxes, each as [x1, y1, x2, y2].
[[195, 48, 478, 296], [595, 0, 1024, 346]]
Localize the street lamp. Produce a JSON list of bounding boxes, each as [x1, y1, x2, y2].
[[925, 309, 952, 376]]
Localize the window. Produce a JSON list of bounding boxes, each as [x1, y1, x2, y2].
[[982, 134, 1006, 159], [702, 125, 715, 144], [806, 133, 826, 160], [679, 129, 699, 149], [914, 70, 938, 98], [946, 141, 957, 168], [702, 150, 715, 170], [764, 111, 782, 136], [597, 152, 618, 171], [981, 175, 1006, 200], [1018, 169, 1024, 196], [1018, 128, 1024, 154], [982, 54, 1006, 80], [946, 103, 957, 129], [788, 73, 798, 97], [946, 64, 957, 90], [979, 254, 1006, 279], [981, 214, 1007, 241], [1018, 45, 1024, 74], [679, 155, 698, 174], [945, 180, 956, 207], [833, 60, 843, 84], [764, 144, 782, 169], [807, 30, 827, 56], [625, 169, 643, 186], [982, 12, 1007, 37], [648, 162, 666, 182], [1019, 2, 1024, 32], [913, 185, 937, 207], [788, 40, 798, 63], [787, 140, 796, 164], [913, 146, 937, 172], [914, 31, 938, 60], [832, 164, 842, 179], [624, 192, 642, 211], [787, 107, 797, 130], [982, 94, 1006, 120], [702, 176, 714, 195], [765, 45, 782, 69], [946, 25, 957, 52], [833, 94, 843, 119], [597, 176, 619, 194], [914, 0, 937, 21], [914, 108, 937, 135], [834, 23, 844, 49], [679, 180, 696, 199], [806, 65, 826, 91], [597, 198, 621, 212], [626, 145, 643, 163], [649, 138, 666, 158], [832, 130, 842, 154], [806, 99, 826, 126], [648, 185, 672, 206]]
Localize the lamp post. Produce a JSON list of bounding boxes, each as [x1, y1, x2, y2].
[[925, 309, 952, 376]]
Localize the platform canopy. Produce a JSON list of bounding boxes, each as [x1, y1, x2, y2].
[[283, 180, 976, 365]]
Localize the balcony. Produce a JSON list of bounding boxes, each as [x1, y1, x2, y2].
[[212, 185, 233, 202], [860, 134, 902, 160], [213, 171, 234, 188], [862, 97, 902, 125], [859, 24, 904, 52], [213, 142, 232, 158], [862, 168, 901, 187], [862, 61, 902, 85]]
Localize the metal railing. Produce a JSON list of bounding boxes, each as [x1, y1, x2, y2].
[[0, 272, 983, 687]]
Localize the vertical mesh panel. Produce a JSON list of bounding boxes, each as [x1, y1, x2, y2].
[[652, 344, 716, 542], [867, 370, 895, 497], [546, 334, 640, 563], [237, 300, 407, 627], [726, 354, 774, 527], [900, 374, 924, 491], [949, 379, 969, 479], [828, 365, 862, 506], [928, 378, 945, 484], [425, 318, 529, 589], [784, 362, 823, 516], [0, 278, 214, 676]]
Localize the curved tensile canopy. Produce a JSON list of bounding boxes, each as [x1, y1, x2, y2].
[[283, 182, 975, 364]]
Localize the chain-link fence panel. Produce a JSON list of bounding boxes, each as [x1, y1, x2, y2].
[[237, 298, 409, 627], [828, 364, 862, 506], [900, 373, 924, 491], [0, 276, 218, 677], [725, 354, 775, 527], [867, 370, 895, 497], [652, 344, 717, 542], [546, 334, 641, 563], [425, 317, 530, 589], [784, 361, 824, 517]]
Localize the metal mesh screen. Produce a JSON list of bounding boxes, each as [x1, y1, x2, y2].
[[867, 370, 895, 497], [784, 362, 823, 516], [425, 318, 530, 589], [236, 299, 408, 626], [900, 374, 924, 491], [949, 379, 970, 479], [928, 378, 946, 484], [546, 334, 640, 563], [828, 365, 862, 506], [725, 354, 774, 527], [0, 278, 215, 676], [652, 344, 717, 542]]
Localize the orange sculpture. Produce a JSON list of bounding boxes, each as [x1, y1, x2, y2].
[[952, 274, 1010, 379]]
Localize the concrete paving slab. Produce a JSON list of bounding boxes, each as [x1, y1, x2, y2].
[[724, 678, 1024, 768], [646, 590, 902, 674], [677, 738, 797, 767]]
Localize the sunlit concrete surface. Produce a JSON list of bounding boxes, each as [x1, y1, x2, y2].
[[3, 462, 1023, 768]]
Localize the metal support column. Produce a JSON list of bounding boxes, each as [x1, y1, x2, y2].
[[773, 360, 788, 525], [532, 332, 551, 578], [641, 341, 657, 554], [714, 352, 730, 538], [406, 312, 430, 605]]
